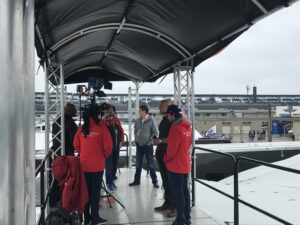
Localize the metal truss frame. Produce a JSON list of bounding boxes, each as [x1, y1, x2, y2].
[[128, 81, 142, 167], [44, 63, 66, 158], [43, 63, 66, 215], [173, 62, 195, 134], [173, 61, 196, 204], [50, 23, 191, 59]]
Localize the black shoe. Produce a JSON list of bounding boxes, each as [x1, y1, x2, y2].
[[154, 202, 169, 211], [83, 221, 91, 225], [153, 183, 159, 188], [114, 176, 118, 180], [129, 181, 140, 186], [92, 217, 107, 225], [167, 209, 177, 218]]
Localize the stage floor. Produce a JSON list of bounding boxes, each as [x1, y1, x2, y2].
[[98, 168, 220, 225]]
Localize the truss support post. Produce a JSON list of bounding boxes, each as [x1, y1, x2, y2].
[[128, 87, 133, 168], [128, 82, 141, 168], [60, 65, 65, 156], [45, 63, 66, 157], [44, 63, 66, 215], [135, 82, 140, 118], [173, 63, 195, 144], [173, 61, 196, 206], [173, 66, 181, 108], [44, 62, 50, 215]]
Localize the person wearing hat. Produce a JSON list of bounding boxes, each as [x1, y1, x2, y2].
[[164, 104, 192, 225]]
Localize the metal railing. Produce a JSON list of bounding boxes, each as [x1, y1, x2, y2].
[[191, 146, 300, 225], [191, 147, 236, 206], [234, 157, 300, 225], [121, 133, 129, 167], [35, 151, 54, 225]]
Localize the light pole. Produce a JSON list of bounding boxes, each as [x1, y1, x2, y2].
[[268, 104, 272, 142]]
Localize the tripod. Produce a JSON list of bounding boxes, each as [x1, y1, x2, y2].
[[100, 181, 125, 209]]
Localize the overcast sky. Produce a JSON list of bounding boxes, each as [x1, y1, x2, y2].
[[35, 2, 300, 95]]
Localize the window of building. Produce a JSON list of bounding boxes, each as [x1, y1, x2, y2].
[[242, 122, 251, 125], [222, 122, 231, 125]]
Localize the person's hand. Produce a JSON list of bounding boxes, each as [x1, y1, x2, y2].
[[154, 138, 160, 145]]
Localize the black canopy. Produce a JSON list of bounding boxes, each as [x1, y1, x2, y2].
[[35, 0, 298, 84]]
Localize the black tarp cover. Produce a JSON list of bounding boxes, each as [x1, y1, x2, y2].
[[35, 0, 297, 84]]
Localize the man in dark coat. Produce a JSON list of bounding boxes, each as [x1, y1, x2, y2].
[[154, 100, 176, 217], [52, 103, 78, 156], [50, 103, 78, 208]]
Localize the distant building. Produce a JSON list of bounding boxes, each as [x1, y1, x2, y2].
[[35, 92, 300, 142]]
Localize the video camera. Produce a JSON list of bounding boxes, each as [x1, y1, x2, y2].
[[76, 77, 112, 123], [77, 77, 113, 99]]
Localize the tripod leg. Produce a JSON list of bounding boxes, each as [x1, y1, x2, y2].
[[101, 181, 112, 208]]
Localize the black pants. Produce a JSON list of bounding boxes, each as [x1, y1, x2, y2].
[[49, 156, 60, 208], [84, 171, 103, 223], [105, 146, 120, 185], [168, 172, 191, 225], [155, 146, 175, 208], [49, 179, 61, 208], [134, 144, 157, 184]]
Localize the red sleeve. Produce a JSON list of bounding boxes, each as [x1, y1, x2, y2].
[[101, 124, 113, 158], [73, 127, 81, 154], [116, 118, 124, 143], [164, 126, 180, 163]]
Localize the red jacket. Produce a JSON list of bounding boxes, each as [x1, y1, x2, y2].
[[104, 116, 124, 145], [73, 119, 112, 172], [164, 118, 192, 174], [52, 156, 88, 213]]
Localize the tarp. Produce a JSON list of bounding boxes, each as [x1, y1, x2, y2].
[[35, 0, 299, 84]]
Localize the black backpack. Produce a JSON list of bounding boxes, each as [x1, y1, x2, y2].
[[45, 207, 81, 225], [45, 208, 68, 225]]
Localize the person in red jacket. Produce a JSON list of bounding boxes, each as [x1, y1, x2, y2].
[[164, 104, 192, 225], [103, 104, 124, 192], [73, 104, 112, 225]]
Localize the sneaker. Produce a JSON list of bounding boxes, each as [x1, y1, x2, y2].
[[129, 181, 140, 186], [154, 202, 169, 211], [112, 181, 117, 189], [92, 217, 107, 225], [107, 184, 115, 193]]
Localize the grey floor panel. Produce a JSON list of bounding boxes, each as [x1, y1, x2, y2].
[[99, 168, 220, 225]]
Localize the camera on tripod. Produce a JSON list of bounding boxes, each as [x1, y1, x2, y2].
[[76, 77, 113, 123], [76, 77, 113, 104]]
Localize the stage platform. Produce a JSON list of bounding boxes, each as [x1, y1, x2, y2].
[[98, 168, 220, 225]]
